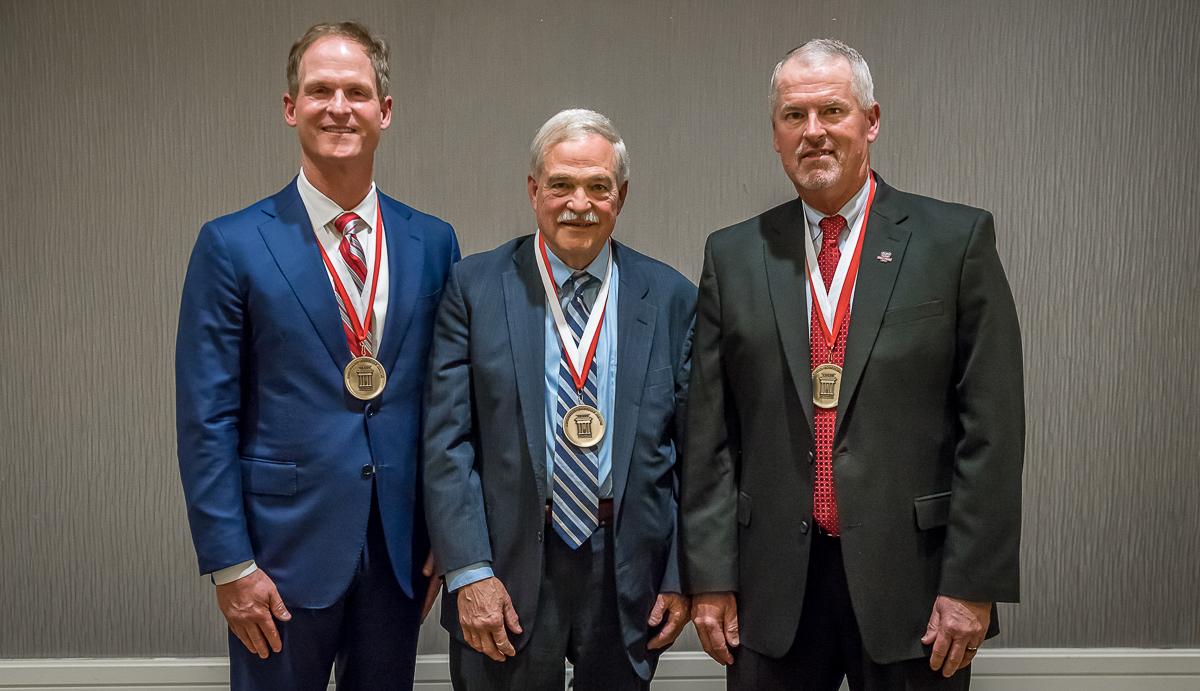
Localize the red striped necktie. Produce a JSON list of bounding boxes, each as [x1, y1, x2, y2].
[[333, 212, 374, 356], [811, 214, 848, 536]]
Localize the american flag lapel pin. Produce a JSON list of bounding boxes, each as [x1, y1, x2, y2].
[[877, 251, 893, 263]]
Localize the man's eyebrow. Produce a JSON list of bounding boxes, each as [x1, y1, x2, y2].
[[546, 173, 614, 183]]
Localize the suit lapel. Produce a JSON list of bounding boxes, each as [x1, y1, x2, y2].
[[836, 178, 911, 439], [504, 239, 550, 501], [762, 199, 817, 440], [610, 243, 655, 516], [258, 181, 349, 370], [375, 194, 421, 372]]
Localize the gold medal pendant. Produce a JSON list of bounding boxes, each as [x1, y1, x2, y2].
[[812, 363, 842, 409], [344, 356, 387, 400], [563, 405, 606, 448]]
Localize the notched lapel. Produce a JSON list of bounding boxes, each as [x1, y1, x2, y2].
[[375, 197, 422, 371], [836, 198, 911, 439], [762, 200, 816, 440], [258, 185, 349, 371], [504, 241, 549, 501], [610, 248, 655, 517]]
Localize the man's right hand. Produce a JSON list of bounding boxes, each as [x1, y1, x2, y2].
[[215, 569, 291, 659], [692, 591, 739, 665], [457, 576, 522, 661]]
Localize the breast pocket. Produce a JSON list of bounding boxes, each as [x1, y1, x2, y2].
[[413, 289, 444, 315], [882, 300, 943, 327], [240, 457, 297, 496], [644, 365, 672, 390]]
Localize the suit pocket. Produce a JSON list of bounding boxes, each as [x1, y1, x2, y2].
[[412, 290, 444, 315], [738, 491, 752, 527], [240, 457, 297, 496], [644, 365, 672, 389], [913, 491, 951, 530], [883, 300, 943, 327]]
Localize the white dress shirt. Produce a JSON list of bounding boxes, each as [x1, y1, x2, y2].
[[801, 174, 873, 320]]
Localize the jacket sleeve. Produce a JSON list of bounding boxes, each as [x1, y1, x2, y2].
[[175, 222, 254, 575], [941, 210, 1025, 603], [423, 264, 494, 574], [679, 237, 741, 594], [659, 302, 696, 594]]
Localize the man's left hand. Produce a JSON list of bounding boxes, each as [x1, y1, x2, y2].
[[922, 595, 990, 677], [421, 551, 443, 623], [647, 593, 690, 649]]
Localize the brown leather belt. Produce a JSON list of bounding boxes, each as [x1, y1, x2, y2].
[[545, 498, 613, 526]]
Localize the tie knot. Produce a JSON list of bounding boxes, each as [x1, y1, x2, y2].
[[564, 270, 597, 310], [818, 215, 847, 252], [334, 212, 362, 236]]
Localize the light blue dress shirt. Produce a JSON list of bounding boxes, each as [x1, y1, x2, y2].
[[446, 240, 619, 592]]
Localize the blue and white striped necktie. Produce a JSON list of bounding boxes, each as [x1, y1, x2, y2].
[[551, 270, 601, 548]]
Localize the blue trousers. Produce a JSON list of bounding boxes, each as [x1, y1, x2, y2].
[[229, 488, 424, 691], [448, 525, 652, 691]]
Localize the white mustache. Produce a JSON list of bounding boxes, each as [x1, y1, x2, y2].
[[558, 210, 600, 224]]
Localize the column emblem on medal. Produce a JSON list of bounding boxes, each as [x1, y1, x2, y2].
[[564, 405, 605, 448], [345, 357, 387, 400], [812, 363, 842, 409]]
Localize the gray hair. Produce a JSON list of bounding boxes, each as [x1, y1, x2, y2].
[[530, 109, 630, 186], [769, 39, 874, 114]]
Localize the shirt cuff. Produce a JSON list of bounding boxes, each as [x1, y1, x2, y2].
[[446, 562, 493, 592], [211, 560, 257, 585]]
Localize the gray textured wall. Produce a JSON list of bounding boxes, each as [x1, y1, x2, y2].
[[1, 0, 1197, 659]]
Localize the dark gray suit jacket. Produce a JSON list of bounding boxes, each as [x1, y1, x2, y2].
[[681, 176, 1024, 664], [424, 236, 696, 679]]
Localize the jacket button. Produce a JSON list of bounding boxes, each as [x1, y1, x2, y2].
[[365, 404, 375, 418], [361, 464, 374, 479], [800, 520, 810, 534], [808, 451, 815, 464]]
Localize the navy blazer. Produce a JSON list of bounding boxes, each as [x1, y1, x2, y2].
[[176, 179, 459, 608], [423, 236, 695, 679]]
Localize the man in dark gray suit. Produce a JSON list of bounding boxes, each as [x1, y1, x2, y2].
[[681, 39, 1024, 690], [424, 109, 695, 691]]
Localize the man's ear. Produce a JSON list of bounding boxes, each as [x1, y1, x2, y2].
[[379, 95, 393, 130], [283, 92, 297, 127]]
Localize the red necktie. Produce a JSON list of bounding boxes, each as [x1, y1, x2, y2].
[[333, 212, 374, 356], [811, 214, 848, 536], [335, 213, 368, 292]]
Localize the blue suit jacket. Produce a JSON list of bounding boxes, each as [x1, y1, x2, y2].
[[423, 236, 695, 679], [176, 179, 459, 608]]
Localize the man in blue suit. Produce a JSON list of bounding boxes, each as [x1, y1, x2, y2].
[[423, 109, 695, 690], [175, 22, 457, 690]]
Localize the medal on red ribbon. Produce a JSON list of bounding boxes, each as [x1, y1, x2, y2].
[[535, 232, 612, 447], [316, 195, 387, 400], [805, 176, 877, 409]]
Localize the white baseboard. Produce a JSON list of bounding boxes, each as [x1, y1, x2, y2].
[[2, 649, 1198, 690]]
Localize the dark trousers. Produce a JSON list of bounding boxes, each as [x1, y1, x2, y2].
[[449, 525, 651, 691], [728, 532, 970, 691], [229, 487, 423, 691]]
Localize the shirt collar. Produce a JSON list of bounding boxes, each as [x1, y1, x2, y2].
[[800, 173, 872, 239], [544, 238, 611, 290], [297, 167, 379, 234]]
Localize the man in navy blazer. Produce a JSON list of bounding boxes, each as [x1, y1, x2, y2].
[[423, 109, 695, 690], [175, 22, 457, 690]]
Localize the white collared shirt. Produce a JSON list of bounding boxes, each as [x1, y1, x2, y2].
[[800, 174, 872, 320], [297, 168, 391, 355]]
